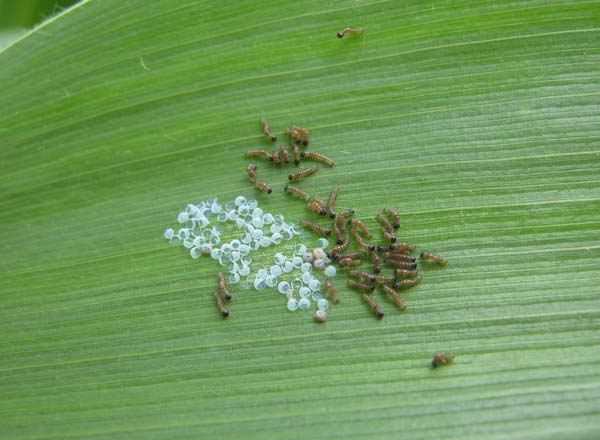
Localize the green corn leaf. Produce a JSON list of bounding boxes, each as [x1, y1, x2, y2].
[[1, 1, 599, 438]]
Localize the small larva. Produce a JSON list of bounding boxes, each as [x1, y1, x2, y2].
[[348, 270, 376, 283], [213, 291, 229, 317], [347, 279, 375, 293], [380, 284, 406, 310], [217, 272, 232, 300], [326, 233, 350, 258], [246, 163, 257, 183], [350, 219, 373, 239], [383, 252, 416, 263], [292, 142, 301, 165], [299, 220, 331, 236], [255, 180, 272, 194], [337, 209, 355, 229], [336, 215, 347, 234], [301, 151, 335, 167], [393, 242, 417, 252], [285, 127, 303, 143], [432, 352, 454, 368], [246, 149, 273, 161], [272, 145, 281, 165], [383, 207, 400, 229], [394, 275, 422, 289], [324, 279, 340, 304], [327, 187, 339, 219], [376, 213, 394, 233], [378, 242, 417, 253], [289, 165, 319, 181], [335, 251, 365, 260], [382, 230, 397, 243], [394, 269, 418, 279], [369, 249, 381, 274], [374, 274, 395, 284], [284, 185, 312, 202], [338, 257, 362, 267], [385, 259, 417, 270], [337, 27, 363, 39], [351, 228, 375, 251], [332, 220, 343, 245], [281, 145, 290, 164], [362, 293, 384, 319], [294, 126, 310, 146], [420, 251, 448, 265], [307, 198, 326, 216], [259, 117, 277, 142]]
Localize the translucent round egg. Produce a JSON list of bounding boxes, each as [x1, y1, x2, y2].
[[277, 281, 291, 294], [308, 279, 321, 292], [317, 298, 329, 310], [298, 298, 311, 310], [252, 217, 264, 228], [263, 213, 274, 224], [192, 236, 205, 247], [260, 237, 272, 247], [313, 259, 325, 271], [265, 276, 278, 288], [254, 278, 266, 290], [295, 244, 308, 255], [301, 272, 313, 284], [301, 262, 312, 273], [177, 212, 189, 223], [270, 265, 282, 277], [239, 265, 251, 277], [292, 257, 303, 268], [274, 253, 286, 265], [299, 287, 311, 298], [316, 238, 329, 248]]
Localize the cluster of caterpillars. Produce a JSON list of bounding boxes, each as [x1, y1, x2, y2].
[[284, 185, 447, 319], [244, 118, 448, 321], [245, 118, 335, 193]]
